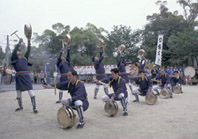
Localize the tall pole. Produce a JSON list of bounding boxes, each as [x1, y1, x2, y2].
[[5, 35, 10, 68]]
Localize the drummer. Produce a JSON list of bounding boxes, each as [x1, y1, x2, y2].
[[132, 70, 153, 102], [43, 70, 89, 128], [153, 68, 173, 98], [171, 70, 183, 93], [96, 68, 128, 116]]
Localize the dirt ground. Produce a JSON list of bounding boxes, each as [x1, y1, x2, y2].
[[0, 84, 198, 139]]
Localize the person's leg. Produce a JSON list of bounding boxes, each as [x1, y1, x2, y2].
[[103, 85, 109, 95], [74, 100, 85, 129], [102, 95, 111, 102], [15, 91, 23, 111], [118, 93, 128, 116], [132, 89, 141, 102], [56, 91, 63, 103], [128, 82, 133, 95], [153, 85, 161, 95], [94, 84, 100, 99], [28, 90, 38, 113], [167, 84, 173, 98], [180, 83, 183, 93]]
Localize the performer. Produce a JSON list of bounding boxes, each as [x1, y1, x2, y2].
[[97, 68, 128, 116], [136, 49, 147, 71], [153, 68, 173, 98], [171, 70, 183, 93], [43, 70, 89, 128], [132, 70, 153, 102], [92, 48, 108, 99], [56, 48, 71, 103], [11, 38, 38, 113], [117, 52, 133, 99]]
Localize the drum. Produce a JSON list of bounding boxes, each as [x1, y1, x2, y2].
[[184, 66, 195, 78], [145, 93, 157, 105], [173, 85, 181, 94], [57, 106, 76, 129], [160, 88, 171, 99], [3, 69, 12, 85], [104, 101, 118, 117]]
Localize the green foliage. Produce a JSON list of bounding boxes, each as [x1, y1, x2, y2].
[[0, 46, 5, 61], [27, 0, 198, 73]]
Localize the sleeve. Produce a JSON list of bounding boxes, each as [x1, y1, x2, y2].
[[134, 77, 140, 85], [99, 51, 104, 63], [11, 44, 20, 61], [100, 77, 111, 84], [72, 84, 86, 101], [66, 49, 70, 64], [117, 54, 121, 67], [24, 41, 31, 60], [56, 52, 62, 67], [56, 81, 69, 90]]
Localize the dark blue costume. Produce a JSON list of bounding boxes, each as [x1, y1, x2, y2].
[[56, 49, 71, 103], [11, 42, 32, 91], [171, 76, 182, 86], [151, 69, 158, 79], [56, 80, 89, 111], [94, 51, 105, 80], [135, 76, 152, 96], [102, 76, 128, 100], [117, 55, 129, 83], [155, 74, 170, 88], [153, 73, 173, 96], [93, 51, 108, 99], [138, 58, 146, 70], [56, 50, 71, 82], [56, 79, 89, 128], [11, 40, 38, 113], [101, 76, 128, 116]]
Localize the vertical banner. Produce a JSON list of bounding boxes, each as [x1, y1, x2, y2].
[[155, 34, 164, 66]]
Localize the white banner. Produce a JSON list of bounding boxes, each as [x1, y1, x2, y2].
[[155, 35, 164, 66]]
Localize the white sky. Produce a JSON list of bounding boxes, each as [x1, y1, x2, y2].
[[0, 0, 183, 50]]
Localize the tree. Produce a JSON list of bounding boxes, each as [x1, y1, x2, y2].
[[0, 46, 5, 61], [142, 0, 189, 66], [52, 23, 65, 34], [106, 25, 141, 64]]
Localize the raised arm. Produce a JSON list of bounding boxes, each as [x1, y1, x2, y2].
[[100, 77, 111, 84], [66, 49, 70, 64], [56, 50, 63, 67], [99, 51, 104, 63], [24, 40, 31, 59], [11, 39, 23, 61]]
